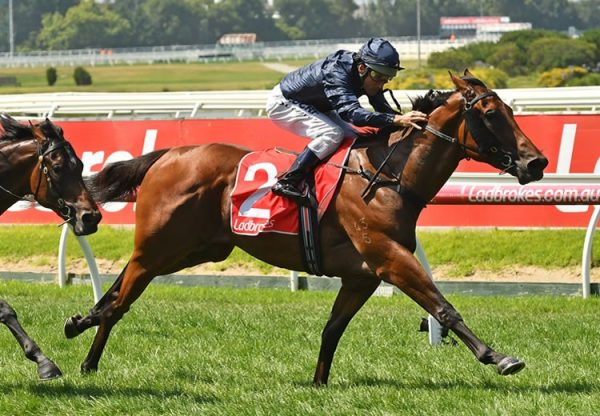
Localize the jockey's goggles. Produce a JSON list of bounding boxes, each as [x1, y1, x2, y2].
[[368, 69, 394, 83]]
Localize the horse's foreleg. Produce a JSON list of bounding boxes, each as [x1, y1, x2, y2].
[[381, 246, 525, 376], [80, 263, 153, 373], [0, 299, 62, 380], [65, 263, 128, 338], [313, 279, 380, 386]]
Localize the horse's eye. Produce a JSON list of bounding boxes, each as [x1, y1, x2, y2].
[[52, 164, 63, 175], [484, 110, 496, 119]]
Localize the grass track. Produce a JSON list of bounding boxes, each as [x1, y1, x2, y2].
[[0, 61, 290, 93], [0, 281, 599, 415]]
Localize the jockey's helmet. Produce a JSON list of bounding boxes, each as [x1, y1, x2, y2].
[[358, 38, 404, 78]]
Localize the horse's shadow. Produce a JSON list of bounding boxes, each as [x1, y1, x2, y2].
[[293, 377, 599, 394], [0, 380, 218, 405]]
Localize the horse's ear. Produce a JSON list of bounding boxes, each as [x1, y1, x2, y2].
[[449, 71, 468, 90], [0, 113, 15, 128], [463, 68, 475, 78]]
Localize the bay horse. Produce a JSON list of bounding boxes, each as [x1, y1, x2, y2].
[[65, 70, 548, 385], [0, 114, 102, 380]]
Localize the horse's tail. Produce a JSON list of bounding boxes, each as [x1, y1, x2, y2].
[[86, 149, 169, 203]]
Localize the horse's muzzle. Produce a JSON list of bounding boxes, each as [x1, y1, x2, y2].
[[70, 209, 102, 236], [517, 155, 548, 185]]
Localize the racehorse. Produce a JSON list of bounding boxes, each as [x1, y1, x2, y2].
[[65, 70, 548, 385], [0, 114, 101, 380]]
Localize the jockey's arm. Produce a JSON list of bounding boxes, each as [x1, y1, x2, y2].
[[324, 75, 395, 128]]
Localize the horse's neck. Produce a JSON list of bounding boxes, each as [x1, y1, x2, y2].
[[400, 97, 465, 202]]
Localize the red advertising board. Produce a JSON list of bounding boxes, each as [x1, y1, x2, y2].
[[2, 115, 599, 228]]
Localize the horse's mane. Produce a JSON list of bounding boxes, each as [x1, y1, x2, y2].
[[0, 114, 34, 141], [410, 89, 453, 114], [410, 76, 487, 114], [0, 114, 63, 142]]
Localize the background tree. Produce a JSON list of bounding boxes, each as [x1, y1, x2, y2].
[[46, 67, 57, 86], [273, 0, 340, 39], [488, 43, 526, 76], [325, 0, 360, 38], [0, 0, 599, 52], [527, 37, 597, 72], [572, 0, 600, 30], [581, 28, 600, 64], [207, 0, 283, 42], [132, 0, 207, 46], [486, 0, 579, 31], [36, 0, 130, 50], [0, 0, 78, 51]]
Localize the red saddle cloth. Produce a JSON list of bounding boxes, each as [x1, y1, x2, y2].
[[230, 138, 354, 236]]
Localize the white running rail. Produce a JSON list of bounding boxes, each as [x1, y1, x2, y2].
[[1, 86, 600, 120]]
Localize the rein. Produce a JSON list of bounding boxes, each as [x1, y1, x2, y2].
[[359, 126, 413, 199]]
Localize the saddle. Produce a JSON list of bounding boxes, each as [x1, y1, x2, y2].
[[230, 138, 355, 275]]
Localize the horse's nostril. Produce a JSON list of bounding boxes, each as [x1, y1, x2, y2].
[[528, 157, 548, 172], [82, 211, 102, 225]]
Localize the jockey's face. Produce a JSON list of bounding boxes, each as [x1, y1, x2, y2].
[[359, 63, 391, 96]]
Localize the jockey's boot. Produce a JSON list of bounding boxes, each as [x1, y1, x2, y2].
[[271, 147, 321, 202]]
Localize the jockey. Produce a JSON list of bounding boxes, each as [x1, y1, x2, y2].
[[267, 37, 428, 202]]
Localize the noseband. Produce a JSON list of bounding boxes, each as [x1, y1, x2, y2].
[[0, 137, 77, 222]]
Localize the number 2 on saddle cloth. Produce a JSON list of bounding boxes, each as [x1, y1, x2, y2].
[[230, 137, 355, 238]]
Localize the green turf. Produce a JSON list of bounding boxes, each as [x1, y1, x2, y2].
[[0, 61, 288, 93], [0, 281, 598, 415]]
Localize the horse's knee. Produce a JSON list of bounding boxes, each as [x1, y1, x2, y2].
[[435, 303, 463, 328]]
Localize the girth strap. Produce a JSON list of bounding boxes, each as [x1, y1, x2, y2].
[[297, 174, 323, 276]]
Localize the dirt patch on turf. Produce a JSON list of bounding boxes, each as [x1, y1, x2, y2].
[[0, 256, 597, 284]]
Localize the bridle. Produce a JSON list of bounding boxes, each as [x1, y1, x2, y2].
[[425, 90, 516, 172], [359, 87, 518, 200], [0, 135, 78, 222]]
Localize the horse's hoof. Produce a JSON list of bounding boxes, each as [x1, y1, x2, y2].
[[64, 316, 82, 339], [38, 359, 63, 381], [497, 356, 525, 376], [80, 363, 98, 374]]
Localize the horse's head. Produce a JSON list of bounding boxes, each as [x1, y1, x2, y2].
[[0, 114, 102, 235], [449, 69, 548, 184]]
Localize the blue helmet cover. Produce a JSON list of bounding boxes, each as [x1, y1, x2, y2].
[[358, 37, 404, 77]]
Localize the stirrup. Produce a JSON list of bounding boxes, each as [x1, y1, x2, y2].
[[271, 181, 307, 202]]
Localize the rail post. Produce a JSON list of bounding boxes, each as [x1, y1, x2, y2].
[[57, 224, 102, 304]]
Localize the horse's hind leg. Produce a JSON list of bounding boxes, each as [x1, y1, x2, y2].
[[77, 240, 234, 372], [381, 244, 525, 376], [0, 299, 62, 380], [313, 279, 380, 386]]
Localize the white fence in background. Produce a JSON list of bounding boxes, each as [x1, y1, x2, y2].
[[0, 36, 478, 68], [1, 86, 600, 120]]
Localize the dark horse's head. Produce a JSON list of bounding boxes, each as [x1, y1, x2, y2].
[[413, 69, 548, 184], [0, 114, 101, 235]]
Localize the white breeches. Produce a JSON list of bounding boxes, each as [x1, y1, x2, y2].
[[266, 84, 356, 160]]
